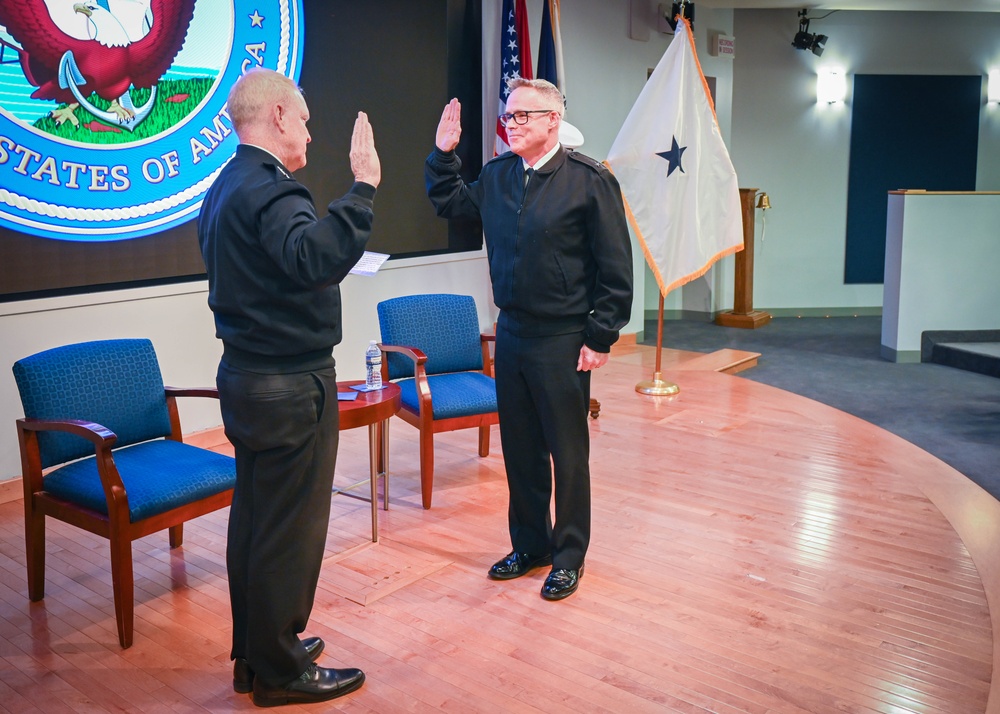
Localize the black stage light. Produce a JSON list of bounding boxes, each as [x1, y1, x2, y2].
[[792, 30, 813, 50], [791, 9, 828, 57]]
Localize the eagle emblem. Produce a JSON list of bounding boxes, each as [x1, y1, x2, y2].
[[0, 1, 304, 242], [0, 0, 197, 132]]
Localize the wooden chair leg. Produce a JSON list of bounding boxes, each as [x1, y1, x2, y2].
[[589, 398, 601, 419], [108, 534, 135, 649], [24, 505, 45, 601], [478, 425, 490, 457], [168, 524, 184, 548], [419, 429, 434, 510]]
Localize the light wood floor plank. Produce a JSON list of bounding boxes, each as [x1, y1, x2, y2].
[[0, 345, 996, 713]]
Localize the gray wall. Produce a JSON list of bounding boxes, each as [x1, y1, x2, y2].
[[728, 9, 1000, 314]]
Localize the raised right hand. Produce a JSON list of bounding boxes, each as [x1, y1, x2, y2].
[[435, 98, 462, 152], [350, 111, 381, 188]]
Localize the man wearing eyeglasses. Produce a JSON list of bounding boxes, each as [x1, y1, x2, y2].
[[425, 78, 633, 601]]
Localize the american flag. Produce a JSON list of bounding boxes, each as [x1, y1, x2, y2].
[[535, 0, 584, 149], [537, 0, 563, 91], [495, 0, 532, 156]]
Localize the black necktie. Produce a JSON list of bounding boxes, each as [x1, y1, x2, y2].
[[524, 167, 533, 187]]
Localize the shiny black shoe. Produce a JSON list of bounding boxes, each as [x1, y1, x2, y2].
[[252, 663, 365, 707], [541, 566, 584, 601], [233, 636, 325, 694], [488, 551, 552, 580]]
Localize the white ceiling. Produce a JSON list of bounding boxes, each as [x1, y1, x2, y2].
[[697, 1, 998, 10]]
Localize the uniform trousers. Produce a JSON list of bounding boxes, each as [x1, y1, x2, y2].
[[494, 325, 592, 570], [217, 361, 339, 688]]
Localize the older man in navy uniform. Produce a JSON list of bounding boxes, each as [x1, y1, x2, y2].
[[199, 68, 379, 707]]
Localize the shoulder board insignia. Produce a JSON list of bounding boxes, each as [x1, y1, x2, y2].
[[567, 151, 606, 173]]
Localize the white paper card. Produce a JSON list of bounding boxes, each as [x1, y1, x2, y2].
[[350, 251, 390, 277]]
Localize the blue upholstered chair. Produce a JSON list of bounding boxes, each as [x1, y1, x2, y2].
[[377, 294, 498, 509], [12, 339, 235, 648]]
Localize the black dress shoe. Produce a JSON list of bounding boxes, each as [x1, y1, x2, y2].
[[541, 566, 584, 600], [252, 663, 365, 707], [488, 551, 552, 580], [233, 636, 325, 693]]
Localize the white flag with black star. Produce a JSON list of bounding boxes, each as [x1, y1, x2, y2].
[[606, 17, 743, 296]]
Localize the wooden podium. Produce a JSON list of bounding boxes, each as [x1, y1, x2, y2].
[[716, 187, 772, 329]]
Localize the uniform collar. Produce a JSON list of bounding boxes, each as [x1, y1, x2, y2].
[[239, 143, 292, 178], [523, 142, 562, 172]]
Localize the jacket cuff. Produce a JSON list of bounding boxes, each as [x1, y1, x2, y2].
[[349, 181, 377, 201], [432, 147, 461, 165], [584, 335, 613, 353]]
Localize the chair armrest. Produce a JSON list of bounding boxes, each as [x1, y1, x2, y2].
[[165, 386, 220, 399], [15, 417, 123, 504], [163, 387, 220, 442], [17, 417, 116, 446], [377, 343, 432, 417], [377, 343, 428, 382], [479, 333, 495, 377], [377, 343, 427, 365]]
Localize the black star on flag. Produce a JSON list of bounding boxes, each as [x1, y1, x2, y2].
[[656, 136, 686, 176]]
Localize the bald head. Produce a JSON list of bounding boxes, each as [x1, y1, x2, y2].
[[227, 68, 312, 171], [228, 68, 304, 138]]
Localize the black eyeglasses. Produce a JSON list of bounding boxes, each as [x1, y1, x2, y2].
[[498, 109, 554, 127]]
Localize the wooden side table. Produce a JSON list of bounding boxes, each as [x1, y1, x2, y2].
[[335, 381, 401, 542]]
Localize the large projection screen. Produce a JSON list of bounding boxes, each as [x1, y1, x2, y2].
[[0, 0, 481, 302]]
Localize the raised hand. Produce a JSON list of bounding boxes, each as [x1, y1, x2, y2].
[[435, 98, 462, 152], [350, 111, 381, 188]]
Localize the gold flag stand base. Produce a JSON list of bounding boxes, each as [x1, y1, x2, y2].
[[635, 295, 680, 397], [635, 371, 679, 396]]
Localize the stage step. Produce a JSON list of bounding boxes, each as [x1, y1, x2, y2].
[[671, 347, 760, 374], [609, 343, 760, 375], [922, 329, 1000, 379]]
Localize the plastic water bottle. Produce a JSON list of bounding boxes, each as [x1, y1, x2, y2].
[[365, 340, 382, 390]]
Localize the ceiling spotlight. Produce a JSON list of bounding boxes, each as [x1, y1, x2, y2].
[[791, 30, 814, 50], [792, 9, 828, 56]]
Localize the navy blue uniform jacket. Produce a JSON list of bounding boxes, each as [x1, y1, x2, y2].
[[425, 146, 632, 353], [199, 144, 375, 371]]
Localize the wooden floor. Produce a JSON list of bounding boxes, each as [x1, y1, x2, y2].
[[1, 344, 998, 713]]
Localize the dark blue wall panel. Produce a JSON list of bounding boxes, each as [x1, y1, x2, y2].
[[845, 75, 980, 284]]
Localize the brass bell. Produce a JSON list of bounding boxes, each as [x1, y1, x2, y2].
[[755, 192, 771, 210]]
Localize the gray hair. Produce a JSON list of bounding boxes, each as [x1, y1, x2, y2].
[[507, 78, 564, 115], [228, 68, 304, 136]]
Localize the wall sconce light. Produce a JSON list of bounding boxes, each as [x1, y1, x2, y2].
[[817, 68, 847, 104], [989, 69, 1000, 104]]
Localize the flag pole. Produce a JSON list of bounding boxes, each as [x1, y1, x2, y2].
[[635, 293, 679, 396]]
